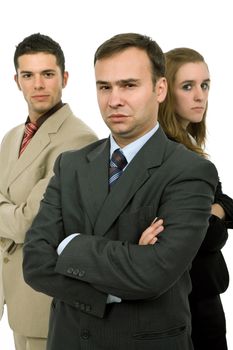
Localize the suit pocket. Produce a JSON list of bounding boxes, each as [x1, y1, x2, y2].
[[133, 325, 193, 350], [133, 324, 186, 340], [117, 206, 156, 243]]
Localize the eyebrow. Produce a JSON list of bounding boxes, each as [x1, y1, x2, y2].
[[19, 69, 57, 75], [96, 78, 140, 86], [181, 78, 211, 84]]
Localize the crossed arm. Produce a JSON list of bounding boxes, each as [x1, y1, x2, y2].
[[0, 173, 53, 244], [141, 202, 227, 250], [138, 218, 164, 245], [143, 200, 227, 247], [23, 149, 218, 318]]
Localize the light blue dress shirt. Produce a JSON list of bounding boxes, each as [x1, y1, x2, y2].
[[110, 123, 159, 165]]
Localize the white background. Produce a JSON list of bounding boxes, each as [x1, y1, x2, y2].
[[0, 0, 232, 348]]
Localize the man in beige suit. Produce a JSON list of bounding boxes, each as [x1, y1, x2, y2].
[[0, 33, 97, 350]]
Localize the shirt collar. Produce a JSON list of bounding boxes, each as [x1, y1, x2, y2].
[[110, 123, 159, 164], [25, 101, 65, 128]]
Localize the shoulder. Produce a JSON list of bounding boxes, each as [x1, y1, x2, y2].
[[45, 104, 98, 150], [155, 128, 218, 187], [169, 142, 218, 188], [55, 138, 107, 166], [1, 124, 24, 138], [0, 124, 24, 146], [159, 126, 217, 178], [53, 104, 97, 136]]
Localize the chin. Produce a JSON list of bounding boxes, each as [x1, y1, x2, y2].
[[193, 117, 204, 124]]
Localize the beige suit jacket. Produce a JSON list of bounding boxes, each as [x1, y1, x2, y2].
[[0, 104, 98, 337]]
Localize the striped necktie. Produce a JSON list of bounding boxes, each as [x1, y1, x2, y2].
[[19, 122, 38, 156], [109, 149, 128, 187]]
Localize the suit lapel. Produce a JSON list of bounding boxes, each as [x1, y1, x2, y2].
[[77, 139, 110, 228], [81, 127, 168, 237], [7, 105, 71, 187], [94, 158, 151, 236]]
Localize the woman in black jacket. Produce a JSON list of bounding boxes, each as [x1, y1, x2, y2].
[[158, 47, 233, 350]]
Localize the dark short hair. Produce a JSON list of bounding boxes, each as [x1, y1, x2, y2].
[[14, 33, 65, 73], [94, 33, 165, 84]]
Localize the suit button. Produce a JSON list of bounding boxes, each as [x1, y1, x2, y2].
[[73, 269, 80, 276], [80, 329, 90, 340], [0, 238, 6, 249], [3, 257, 9, 263], [78, 270, 85, 277], [80, 303, 85, 311], [67, 267, 74, 274], [86, 304, 92, 313]]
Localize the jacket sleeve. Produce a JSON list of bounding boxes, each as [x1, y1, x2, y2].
[[0, 172, 54, 244], [197, 214, 228, 252], [23, 153, 108, 319], [198, 180, 233, 252], [214, 180, 233, 228], [0, 131, 97, 245]]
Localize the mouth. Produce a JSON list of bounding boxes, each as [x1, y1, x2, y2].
[[32, 95, 50, 101], [192, 106, 205, 111], [108, 114, 129, 122], [191, 107, 204, 111]]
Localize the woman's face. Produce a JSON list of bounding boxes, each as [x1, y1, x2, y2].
[[173, 62, 210, 129]]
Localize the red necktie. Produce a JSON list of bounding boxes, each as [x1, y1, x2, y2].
[[19, 122, 38, 156]]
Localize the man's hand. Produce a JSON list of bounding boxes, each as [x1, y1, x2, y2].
[[139, 218, 164, 245]]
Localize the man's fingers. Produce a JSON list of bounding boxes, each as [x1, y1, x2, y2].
[[139, 219, 164, 245]]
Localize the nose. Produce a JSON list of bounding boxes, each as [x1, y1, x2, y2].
[[34, 74, 45, 90], [108, 87, 124, 108], [194, 86, 204, 101]]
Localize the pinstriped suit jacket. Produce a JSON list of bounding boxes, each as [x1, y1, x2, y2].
[[23, 127, 218, 349]]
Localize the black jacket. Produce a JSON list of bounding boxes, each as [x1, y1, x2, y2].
[[190, 181, 233, 300]]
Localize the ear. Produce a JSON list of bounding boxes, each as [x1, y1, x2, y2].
[[156, 77, 167, 103], [62, 71, 69, 88], [14, 74, 21, 91]]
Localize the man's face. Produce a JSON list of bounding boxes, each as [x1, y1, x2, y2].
[[95, 47, 167, 147], [15, 52, 68, 122]]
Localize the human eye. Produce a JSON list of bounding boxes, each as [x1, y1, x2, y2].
[[43, 71, 55, 78], [125, 83, 137, 88], [122, 80, 138, 89], [201, 82, 210, 90], [21, 73, 32, 79], [182, 83, 192, 91], [98, 84, 111, 91]]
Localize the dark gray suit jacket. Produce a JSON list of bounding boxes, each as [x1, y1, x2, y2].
[[23, 127, 218, 350]]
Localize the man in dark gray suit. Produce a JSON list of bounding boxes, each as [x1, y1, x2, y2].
[[23, 33, 218, 350]]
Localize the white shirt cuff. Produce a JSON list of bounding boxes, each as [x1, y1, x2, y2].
[[106, 294, 122, 304], [57, 233, 79, 255]]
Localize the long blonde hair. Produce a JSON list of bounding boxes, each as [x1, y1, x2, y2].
[[158, 48, 208, 157]]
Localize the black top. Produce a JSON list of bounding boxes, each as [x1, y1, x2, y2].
[[190, 180, 233, 300]]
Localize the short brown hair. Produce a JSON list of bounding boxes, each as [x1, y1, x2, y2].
[[94, 33, 165, 85]]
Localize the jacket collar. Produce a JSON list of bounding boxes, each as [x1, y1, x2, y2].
[[7, 104, 72, 187]]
